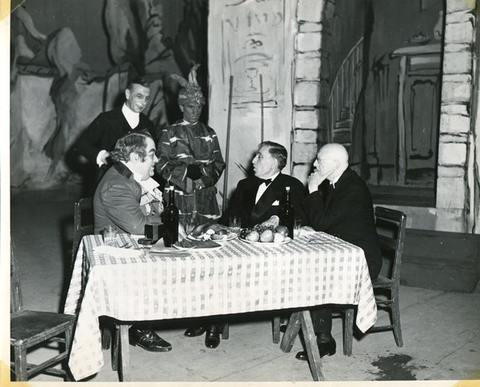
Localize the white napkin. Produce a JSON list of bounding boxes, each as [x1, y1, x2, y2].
[[94, 245, 144, 258], [299, 226, 317, 237]]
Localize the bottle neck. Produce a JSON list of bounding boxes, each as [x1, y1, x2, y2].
[[168, 188, 175, 206]]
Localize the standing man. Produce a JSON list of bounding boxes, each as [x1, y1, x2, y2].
[[76, 78, 158, 191], [223, 141, 306, 228], [94, 131, 171, 352], [156, 64, 225, 227], [296, 142, 382, 361]]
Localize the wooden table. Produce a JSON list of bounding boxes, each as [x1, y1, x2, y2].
[[64, 231, 377, 381]]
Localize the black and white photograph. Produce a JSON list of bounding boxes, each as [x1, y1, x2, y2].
[[2, 0, 479, 385]]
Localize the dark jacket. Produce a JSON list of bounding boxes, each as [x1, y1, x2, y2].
[[76, 107, 157, 165], [303, 167, 382, 278], [93, 162, 162, 235], [222, 173, 306, 228]]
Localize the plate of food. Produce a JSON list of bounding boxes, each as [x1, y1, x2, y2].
[[239, 225, 292, 245], [173, 239, 223, 251], [187, 222, 238, 242], [188, 229, 238, 242], [239, 235, 292, 246]]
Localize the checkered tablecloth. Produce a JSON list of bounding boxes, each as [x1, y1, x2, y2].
[[64, 232, 377, 381]]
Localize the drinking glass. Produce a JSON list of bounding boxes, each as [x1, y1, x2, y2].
[[229, 216, 241, 235], [183, 215, 196, 236], [103, 225, 117, 246], [294, 218, 302, 239]]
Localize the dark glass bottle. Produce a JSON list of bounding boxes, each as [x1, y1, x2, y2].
[[281, 186, 294, 239], [163, 186, 179, 247]]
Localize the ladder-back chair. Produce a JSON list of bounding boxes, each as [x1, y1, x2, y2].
[[10, 237, 76, 381]]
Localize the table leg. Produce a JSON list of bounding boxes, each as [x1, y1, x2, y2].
[[119, 324, 131, 382], [299, 310, 325, 381], [280, 310, 325, 381], [280, 312, 301, 352]]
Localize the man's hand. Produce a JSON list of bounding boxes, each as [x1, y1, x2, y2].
[[186, 164, 202, 180], [100, 151, 110, 165], [307, 170, 327, 193]]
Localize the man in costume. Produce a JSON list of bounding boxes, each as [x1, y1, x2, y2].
[[296, 142, 381, 361], [94, 131, 171, 352], [156, 64, 225, 227], [156, 64, 225, 348]]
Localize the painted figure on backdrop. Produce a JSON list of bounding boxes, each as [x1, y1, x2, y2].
[[156, 64, 225, 229], [93, 131, 171, 352], [75, 78, 159, 193], [296, 143, 382, 361]]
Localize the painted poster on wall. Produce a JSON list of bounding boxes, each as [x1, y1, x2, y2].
[[209, 0, 296, 207]]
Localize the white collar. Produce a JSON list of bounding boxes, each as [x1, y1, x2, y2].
[[122, 103, 140, 128], [121, 161, 159, 192], [180, 119, 198, 125]]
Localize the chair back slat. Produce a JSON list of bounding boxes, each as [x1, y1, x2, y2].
[[72, 197, 94, 262], [10, 237, 23, 313], [375, 206, 407, 283]]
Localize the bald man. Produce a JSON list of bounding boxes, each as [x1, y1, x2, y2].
[[296, 143, 382, 361]]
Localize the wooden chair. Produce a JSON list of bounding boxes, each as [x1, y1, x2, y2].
[[73, 197, 114, 353], [367, 205, 407, 346], [273, 206, 407, 355], [10, 238, 76, 381], [72, 197, 94, 264]]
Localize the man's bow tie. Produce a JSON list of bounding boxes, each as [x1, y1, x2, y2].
[[258, 178, 272, 186]]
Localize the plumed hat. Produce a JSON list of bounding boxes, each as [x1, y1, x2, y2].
[[171, 64, 205, 106]]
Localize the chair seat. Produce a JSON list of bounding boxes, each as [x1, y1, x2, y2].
[[372, 275, 393, 288], [11, 310, 76, 346]]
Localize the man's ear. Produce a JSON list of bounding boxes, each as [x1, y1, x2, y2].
[[125, 89, 131, 101], [179, 104, 185, 113], [129, 152, 140, 163]]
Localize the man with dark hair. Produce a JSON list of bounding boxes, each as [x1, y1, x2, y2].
[[76, 78, 159, 190], [184, 140, 305, 349], [94, 131, 171, 352], [222, 141, 306, 228], [295, 142, 382, 361]]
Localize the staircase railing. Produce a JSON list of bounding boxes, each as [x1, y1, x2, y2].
[[328, 38, 364, 148]]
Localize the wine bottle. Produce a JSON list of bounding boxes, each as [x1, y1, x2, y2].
[[163, 186, 179, 247], [281, 186, 294, 239]]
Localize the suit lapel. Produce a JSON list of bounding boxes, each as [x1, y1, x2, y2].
[[250, 174, 285, 222]]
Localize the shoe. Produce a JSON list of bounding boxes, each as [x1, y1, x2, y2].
[[295, 333, 336, 361], [205, 325, 220, 349], [129, 329, 172, 352], [317, 332, 336, 357], [184, 326, 206, 337]]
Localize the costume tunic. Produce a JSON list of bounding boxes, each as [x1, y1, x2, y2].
[[156, 120, 225, 225]]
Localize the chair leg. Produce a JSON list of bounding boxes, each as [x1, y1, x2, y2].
[[13, 345, 28, 381], [112, 324, 120, 371], [119, 324, 131, 382], [221, 322, 229, 339], [102, 325, 112, 350], [272, 316, 281, 344], [392, 295, 403, 347], [343, 308, 354, 356]]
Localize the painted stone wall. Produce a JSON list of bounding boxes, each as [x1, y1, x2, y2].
[[208, 0, 297, 204]]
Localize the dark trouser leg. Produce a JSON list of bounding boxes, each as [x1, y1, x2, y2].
[[310, 307, 332, 334]]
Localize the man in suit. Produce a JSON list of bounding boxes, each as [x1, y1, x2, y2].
[[94, 131, 171, 352], [184, 141, 306, 348], [223, 141, 306, 228], [296, 142, 382, 361], [76, 78, 158, 192]]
